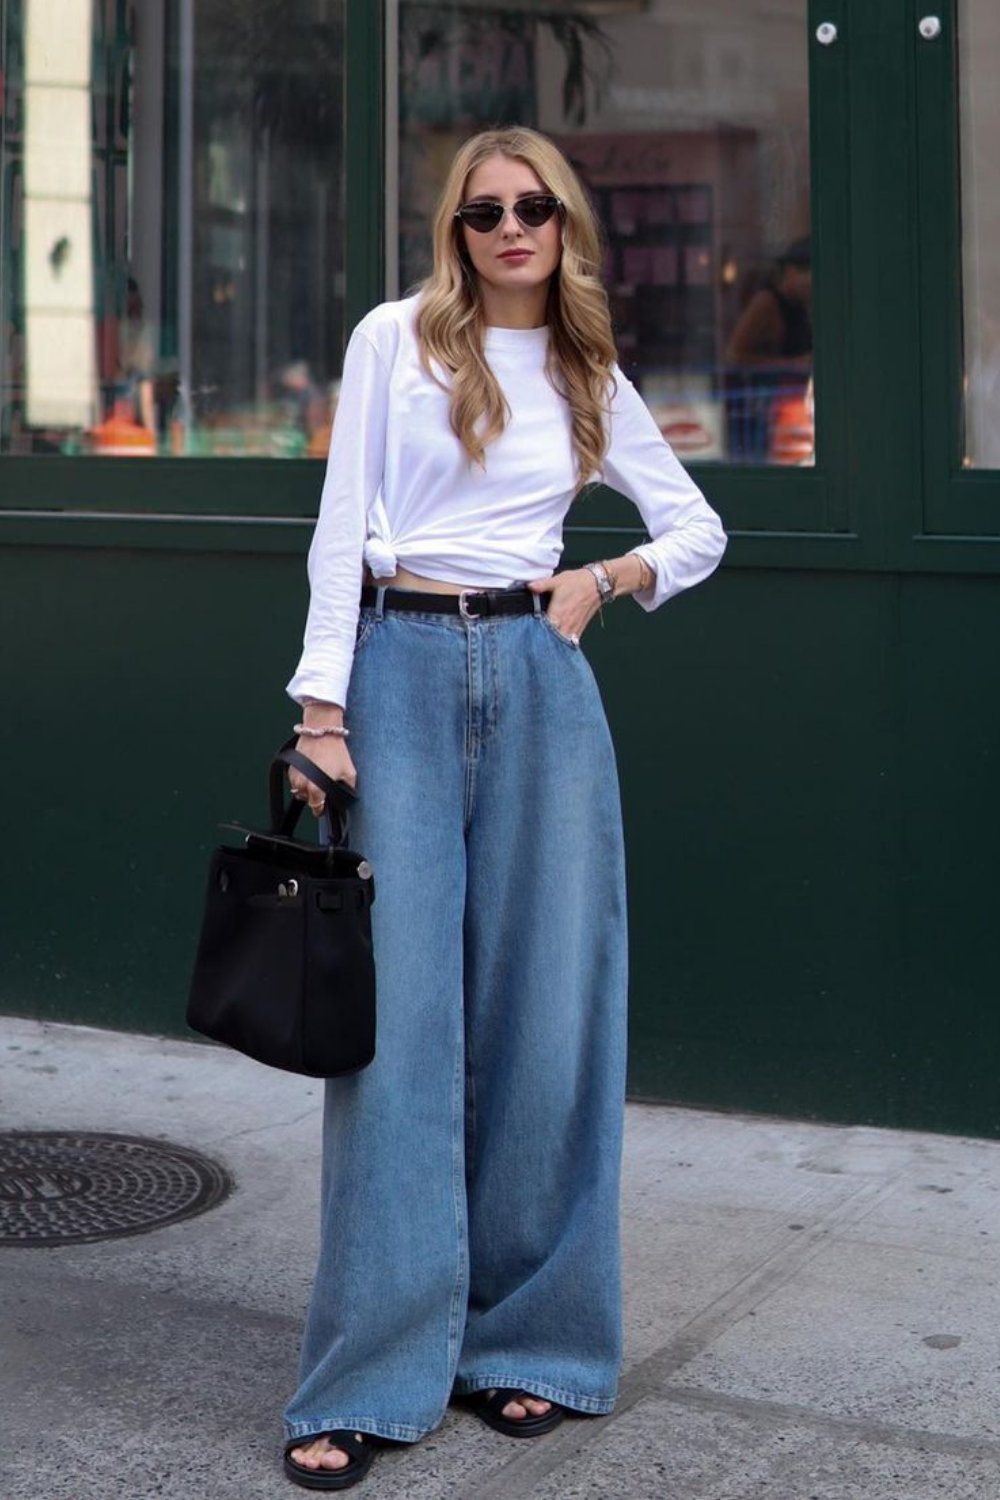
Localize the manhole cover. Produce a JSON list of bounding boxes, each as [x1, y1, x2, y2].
[[0, 1132, 232, 1247]]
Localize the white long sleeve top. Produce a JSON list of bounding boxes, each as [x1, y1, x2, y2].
[[287, 295, 726, 706]]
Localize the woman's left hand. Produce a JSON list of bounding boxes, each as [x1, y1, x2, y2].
[[528, 569, 602, 644]]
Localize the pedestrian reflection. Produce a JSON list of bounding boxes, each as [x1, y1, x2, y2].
[[724, 238, 813, 464], [92, 276, 158, 456]]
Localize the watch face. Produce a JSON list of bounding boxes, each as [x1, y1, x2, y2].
[[589, 564, 613, 598]]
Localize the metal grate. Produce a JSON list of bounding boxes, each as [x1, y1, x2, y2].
[[0, 1132, 232, 1246]]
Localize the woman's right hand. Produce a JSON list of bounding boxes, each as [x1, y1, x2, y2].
[[289, 733, 357, 817]]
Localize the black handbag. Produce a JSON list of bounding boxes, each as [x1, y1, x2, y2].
[[186, 738, 376, 1077]]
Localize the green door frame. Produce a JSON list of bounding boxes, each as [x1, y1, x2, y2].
[[912, 0, 1000, 548], [343, 0, 385, 337]]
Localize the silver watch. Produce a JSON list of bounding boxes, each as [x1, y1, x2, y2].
[[585, 560, 615, 603]]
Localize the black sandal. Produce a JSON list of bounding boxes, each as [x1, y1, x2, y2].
[[283, 1431, 376, 1490], [466, 1388, 566, 1438]]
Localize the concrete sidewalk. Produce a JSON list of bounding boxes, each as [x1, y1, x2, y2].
[[1, 1017, 998, 1500]]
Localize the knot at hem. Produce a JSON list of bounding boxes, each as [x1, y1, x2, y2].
[[363, 536, 398, 577]]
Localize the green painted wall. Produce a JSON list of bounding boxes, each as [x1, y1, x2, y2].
[[2, 541, 996, 1137], [609, 568, 1000, 1137]]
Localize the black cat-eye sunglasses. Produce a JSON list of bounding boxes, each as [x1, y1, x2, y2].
[[454, 194, 563, 234]]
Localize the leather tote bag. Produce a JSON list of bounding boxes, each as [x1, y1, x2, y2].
[[187, 739, 376, 1077]]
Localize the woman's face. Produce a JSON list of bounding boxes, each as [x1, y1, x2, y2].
[[458, 155, 563, 301]]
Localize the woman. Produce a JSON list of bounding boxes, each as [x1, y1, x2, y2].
[[282, 127, 726, 1490]]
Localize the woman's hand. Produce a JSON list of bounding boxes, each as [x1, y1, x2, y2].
[[529, 555, 650, 642], [528, 569, 602, 642], [288, 735, 357, 817], [288, 702, 356, 817]]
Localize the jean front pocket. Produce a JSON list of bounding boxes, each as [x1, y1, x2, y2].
[[541, 612, 582, 651], [354, 612, 377, 656]]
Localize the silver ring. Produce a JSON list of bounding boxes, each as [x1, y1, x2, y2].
[[569, 633, 580, 645]]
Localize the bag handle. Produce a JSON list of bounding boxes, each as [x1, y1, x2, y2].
[[270, 736, 357, 846]]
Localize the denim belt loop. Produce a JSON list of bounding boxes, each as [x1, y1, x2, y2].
[[532, 589, 542, 617], [375, 586, 387, 621]]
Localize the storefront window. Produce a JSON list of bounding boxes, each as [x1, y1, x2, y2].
[[0, 0, 345, 459], [959, 0, 1000, 468], [395, 1, 813, 466]]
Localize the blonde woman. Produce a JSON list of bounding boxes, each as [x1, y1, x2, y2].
[[282, 127, 726, 1490]]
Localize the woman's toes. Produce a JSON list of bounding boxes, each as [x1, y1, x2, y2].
[[500, 1393, 551, 1420], [318, 1445, 351, 1471], [292, 1438, 350, 1471]]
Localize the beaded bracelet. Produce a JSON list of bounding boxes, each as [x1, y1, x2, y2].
[[294, 723, 350, 739]]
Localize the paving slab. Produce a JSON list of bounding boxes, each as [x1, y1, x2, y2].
[[1, 1016, 998, 1499]]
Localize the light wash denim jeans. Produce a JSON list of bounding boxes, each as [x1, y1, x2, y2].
[[284, 591, 628, 1445]]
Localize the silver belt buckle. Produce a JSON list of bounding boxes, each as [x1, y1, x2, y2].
[[458, 589, 485, 620]]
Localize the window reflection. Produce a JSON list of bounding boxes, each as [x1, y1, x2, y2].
[[0, 0, 345, 459], [724, 236, 813, 464], [960, 0, 1000, 468], [397, 1, 813, 466]]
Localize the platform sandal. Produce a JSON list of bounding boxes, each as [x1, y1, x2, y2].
[[283, 1430, 376, 1490], [466, 1388, 566, 1438]]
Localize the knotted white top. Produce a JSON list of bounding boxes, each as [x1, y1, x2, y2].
[[287, 296, 726, 706]]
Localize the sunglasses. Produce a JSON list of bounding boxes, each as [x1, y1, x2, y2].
[[454, 193, 563, 235]]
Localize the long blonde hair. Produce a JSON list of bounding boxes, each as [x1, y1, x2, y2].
[[415, 127, 617, 488]]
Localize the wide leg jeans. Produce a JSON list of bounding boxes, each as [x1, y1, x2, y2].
[[284, 594, 628, 1444]]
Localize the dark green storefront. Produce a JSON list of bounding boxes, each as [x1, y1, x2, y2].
[[1, 1, 997, 1137]]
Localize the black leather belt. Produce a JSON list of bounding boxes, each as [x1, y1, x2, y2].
[[360, 584, 545, 619]]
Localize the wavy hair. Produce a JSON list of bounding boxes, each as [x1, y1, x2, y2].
[[415, 127, 617, 488]]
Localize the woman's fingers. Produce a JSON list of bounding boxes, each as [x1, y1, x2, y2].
[[288, 771, 324, 813], [288, 739, 359, 817], [543, 567, 601, 638], [530, 569, 605, 638]]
